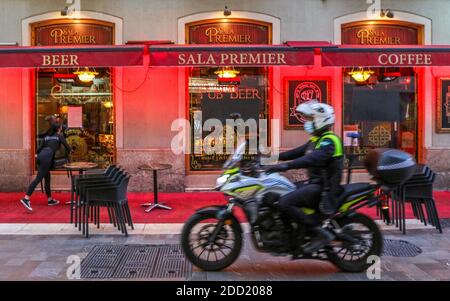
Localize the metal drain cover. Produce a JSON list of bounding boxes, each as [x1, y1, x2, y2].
[[382, 239, 422, 257], [81, 244, 192, 279]]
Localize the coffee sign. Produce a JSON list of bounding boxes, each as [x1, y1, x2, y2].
[[34, 22, 113, 46], [342, 23, 420, 45]]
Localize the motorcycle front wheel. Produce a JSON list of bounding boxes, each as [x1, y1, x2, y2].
[[181, 211, 242, 271], [328, 213, 383, 273]]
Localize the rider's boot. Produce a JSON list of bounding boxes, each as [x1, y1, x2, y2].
[[301, 227, 335, 254]]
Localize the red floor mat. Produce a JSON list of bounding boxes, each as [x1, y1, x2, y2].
[[0, 191, 449, 223]]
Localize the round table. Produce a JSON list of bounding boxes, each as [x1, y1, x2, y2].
[[63, 162, 99, 211], [64, 162, 99, 173], [138, 162, 172, 212]]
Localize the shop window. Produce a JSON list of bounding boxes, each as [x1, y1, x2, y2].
[[343, 67, 417, 168], [36, 67, 114, 168], [188, 67, 269, 171]]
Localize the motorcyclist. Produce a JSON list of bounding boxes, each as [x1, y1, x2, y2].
[[264, 99, 344, 254]]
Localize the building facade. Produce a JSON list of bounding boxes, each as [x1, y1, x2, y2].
[[1, 0, 450, 192]]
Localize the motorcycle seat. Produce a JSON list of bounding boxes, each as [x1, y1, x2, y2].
[[338, 183, 374, 203]]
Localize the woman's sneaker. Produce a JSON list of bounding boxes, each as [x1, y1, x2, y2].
[[48, 199, 60, 206], [20, 198, 33, 212]]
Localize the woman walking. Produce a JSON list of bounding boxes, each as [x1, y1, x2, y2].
[[20, 122, 72, 212]]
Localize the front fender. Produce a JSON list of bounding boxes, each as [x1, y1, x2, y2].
[[196, 205, 231, 219], [195, 205, 242, 233]]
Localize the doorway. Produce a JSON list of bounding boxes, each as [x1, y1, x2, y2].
[[343, 67, 417, 167]]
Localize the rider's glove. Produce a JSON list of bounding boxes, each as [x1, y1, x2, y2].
[[263, 163, 289, 173]]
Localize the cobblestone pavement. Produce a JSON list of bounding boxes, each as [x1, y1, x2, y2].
[[0, 229, 449, 281]]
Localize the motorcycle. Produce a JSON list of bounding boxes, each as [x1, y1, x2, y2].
[[181, 142, 413, 273]]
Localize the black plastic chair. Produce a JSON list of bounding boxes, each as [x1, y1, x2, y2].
[[72, 166, 123, 227], [74, 167, 125, 232], [70, 165, 119, 224], [392, 165, 442, 234], [82, 174, 132, 238]]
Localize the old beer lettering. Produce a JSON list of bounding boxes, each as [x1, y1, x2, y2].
[[42, 54, 79, 66]]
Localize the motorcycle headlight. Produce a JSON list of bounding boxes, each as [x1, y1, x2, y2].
[[215, 174, 230, 189]]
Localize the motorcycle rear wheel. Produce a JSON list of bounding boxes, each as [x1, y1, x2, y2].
[[328, 213, 383, 273], [181, 211, 242, 271]]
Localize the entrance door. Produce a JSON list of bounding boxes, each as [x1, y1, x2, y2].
[[343, 67, 417, 167]]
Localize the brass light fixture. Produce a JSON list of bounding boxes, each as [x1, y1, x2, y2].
[[348, 67, 374, 83], [74, 67, 99, 83], [214, 66, 240, 78]]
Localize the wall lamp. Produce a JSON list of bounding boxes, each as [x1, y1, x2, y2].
[[223, 5, 231, 16], [380, 9, 394, 18], [61, 0, 78, 16]]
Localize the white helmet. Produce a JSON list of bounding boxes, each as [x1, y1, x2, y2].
[[296, 100, 335, 133]]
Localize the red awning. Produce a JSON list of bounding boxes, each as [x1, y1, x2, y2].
[[321, 45, 450, 67], [0, 45, 144, 68], [148, 44, 316, 67]]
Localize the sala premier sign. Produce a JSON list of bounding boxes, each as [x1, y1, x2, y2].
[[148, 50, 314, 66], [177, 52, 288, 66]]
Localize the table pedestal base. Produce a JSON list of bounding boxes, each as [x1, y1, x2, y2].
[[142, 202, 172, 212]]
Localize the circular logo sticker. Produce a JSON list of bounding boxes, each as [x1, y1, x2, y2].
[[290, 82, 322, 123]]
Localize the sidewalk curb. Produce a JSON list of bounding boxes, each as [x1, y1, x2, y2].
[[0, 219, 439, 235]]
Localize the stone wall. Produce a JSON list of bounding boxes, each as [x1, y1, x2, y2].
[[117, 149, 185, 192], [0, 150, 30, 192], [425, 148, 450, 190]]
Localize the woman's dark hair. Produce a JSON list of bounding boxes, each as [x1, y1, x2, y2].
[[49, 122, 62, 135]]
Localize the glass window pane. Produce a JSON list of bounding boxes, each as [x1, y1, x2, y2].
[[188, 67, 269, 171], [343, 67, 417, 168], [35, 67, 115, 168]]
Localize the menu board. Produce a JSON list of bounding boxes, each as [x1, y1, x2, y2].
[[437, 78, 450, 132], [67, 106, 83, 128], [284, 79, 329, 129]]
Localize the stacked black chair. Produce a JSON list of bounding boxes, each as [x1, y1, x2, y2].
[[393, 164, 442, 234], [72, 166, 133, 237], [70, 165, 119, 227], [70, 165, 120, 225], [75, 168, 125, 232]]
